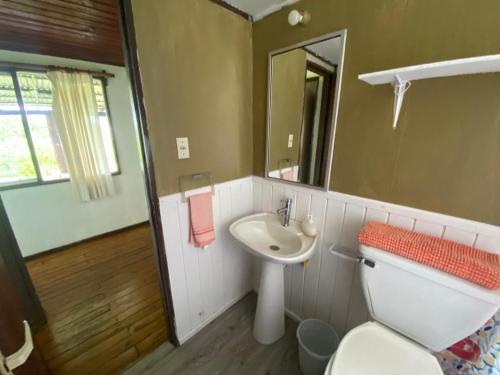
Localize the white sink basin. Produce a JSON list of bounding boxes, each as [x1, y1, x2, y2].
[[229, 212, 317, 264], [230, 212, 318, 345]]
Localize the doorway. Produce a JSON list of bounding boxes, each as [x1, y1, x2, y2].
[[0, 1, 178, 374], [0, 54, 175, 375]]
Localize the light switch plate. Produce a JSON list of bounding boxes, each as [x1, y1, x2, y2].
[[176, 137, 190, 159], [288, 134, 294, 148]]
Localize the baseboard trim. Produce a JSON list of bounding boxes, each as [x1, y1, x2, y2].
[[24, 221, 150, 261], [285, 308, 302, 323]]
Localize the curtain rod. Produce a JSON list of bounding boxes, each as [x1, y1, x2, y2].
[[0, 61, 115, 78]]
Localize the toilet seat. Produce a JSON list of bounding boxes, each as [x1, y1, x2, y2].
[[327, 322, 444, 375]]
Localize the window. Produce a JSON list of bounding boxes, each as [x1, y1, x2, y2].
[[0, 69, 119, 189]]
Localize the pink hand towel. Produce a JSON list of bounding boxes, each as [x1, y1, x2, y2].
[[281, 169, 294, 181], [188, 192, 215, 249]]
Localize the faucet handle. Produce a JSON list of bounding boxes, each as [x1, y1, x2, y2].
[[282, 197, 292, 210]]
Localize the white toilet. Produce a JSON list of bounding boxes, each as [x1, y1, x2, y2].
[[324, 244, 500, 375]]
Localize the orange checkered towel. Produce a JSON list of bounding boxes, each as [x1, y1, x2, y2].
[[358, 221, 500, 290]]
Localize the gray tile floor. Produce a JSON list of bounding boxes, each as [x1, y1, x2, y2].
[[121, 293, 302, 375]]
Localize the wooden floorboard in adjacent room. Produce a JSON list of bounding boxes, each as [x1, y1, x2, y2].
[[122, 293, 302, 375], [26, 223, 169, 375]]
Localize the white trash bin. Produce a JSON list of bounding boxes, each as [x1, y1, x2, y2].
[[297, 319, 339, 375]]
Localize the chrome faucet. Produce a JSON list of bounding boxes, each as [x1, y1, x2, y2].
[[277, 198, 292, 227]]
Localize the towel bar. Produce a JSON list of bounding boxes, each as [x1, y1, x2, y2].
[[179, 172, 215, 203]]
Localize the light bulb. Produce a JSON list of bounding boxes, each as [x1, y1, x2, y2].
[[288, 10, 302, 26], [288, 10, 311, 26]]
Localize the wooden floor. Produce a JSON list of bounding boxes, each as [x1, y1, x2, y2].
[[26, 223, 168, 375], [122, 293, 301, 375]]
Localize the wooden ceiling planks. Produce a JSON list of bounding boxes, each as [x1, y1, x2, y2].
[[0, 0, 124, 66]]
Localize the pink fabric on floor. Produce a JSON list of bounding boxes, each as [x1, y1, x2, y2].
[[358, 221, 500, 289], [188, 192, 215, 248]]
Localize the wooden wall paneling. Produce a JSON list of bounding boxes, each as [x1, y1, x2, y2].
[[283, 187, 297, 308], [160, 200, 191, 340], [210, 190, 225, 316], [340, 204, 366, 249], [197, 213, 216, 319], [176, 198, 205, 330], [442, 227, 477, 246], [475, 234, 500, 253], [288, 191, 311, 317], [388, 213, 415, 230], [228, 181, 253, 301], [315, 199, 345, 323], [218, 184, 234, 305], [413, 220, 445, 237], [253, 176, 500, 340], [344, 207, 378, 332], [365, 207, 389, 224], [344, 264, 368, 333], [302, 195, 328, 318], [160, 177, 254, 343], [0, 0, 124, 65], [271, 184, 284, 213], [329, 204, 365, 336], [261, 183, 273, 213], [252, 181, 262, 213], [284, 188, 298, 220], [252, 181, 263, 291], [162, 175, 500, 343]]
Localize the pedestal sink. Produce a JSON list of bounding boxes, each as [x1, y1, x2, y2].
[[229, 212, 317, 344]]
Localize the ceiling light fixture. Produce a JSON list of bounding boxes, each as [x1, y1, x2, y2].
[[288, 9, 311, 26]]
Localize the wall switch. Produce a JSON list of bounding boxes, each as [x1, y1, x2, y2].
[[176, 137, 190, 159], [288, 134, 294, 148]]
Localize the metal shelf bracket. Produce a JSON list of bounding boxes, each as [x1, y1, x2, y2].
[[392, 75, 411, 129]]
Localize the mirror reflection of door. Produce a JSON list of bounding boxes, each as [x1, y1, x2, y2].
[[266, 34, 344, 189], [298, 63, 336, 186]]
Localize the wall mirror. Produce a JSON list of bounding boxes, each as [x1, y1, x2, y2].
[[265, 30, 346, 190]]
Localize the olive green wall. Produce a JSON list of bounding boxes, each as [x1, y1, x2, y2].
[[253, 0, 500, 225], [269, 49, 306, 171], [132, 0, 253, 196]]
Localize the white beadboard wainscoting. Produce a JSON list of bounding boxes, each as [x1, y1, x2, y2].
[[252, 176, 500, 339], [159, 176, 254, 343], [160, 174, 500, 344]]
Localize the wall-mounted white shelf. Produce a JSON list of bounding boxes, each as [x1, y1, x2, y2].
[[358, 54, 500, 129]]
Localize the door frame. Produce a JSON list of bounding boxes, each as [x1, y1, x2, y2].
[[118, 0, 179, 346]]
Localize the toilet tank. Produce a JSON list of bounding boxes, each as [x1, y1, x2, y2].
[[359, 244, 500, 352]]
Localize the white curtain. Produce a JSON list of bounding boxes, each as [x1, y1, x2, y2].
[[48, 71, 115, 201]]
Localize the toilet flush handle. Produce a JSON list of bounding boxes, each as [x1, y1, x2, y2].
[[357, 257, 376, 268]]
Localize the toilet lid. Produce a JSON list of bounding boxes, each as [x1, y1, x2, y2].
[[329, 322, 444, 375]]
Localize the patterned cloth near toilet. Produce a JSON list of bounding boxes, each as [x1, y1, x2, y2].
[[435, 311, 499, 375], [357, 221, 500, 374]]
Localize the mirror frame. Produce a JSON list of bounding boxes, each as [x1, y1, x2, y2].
[[264, 29, 347, 191]]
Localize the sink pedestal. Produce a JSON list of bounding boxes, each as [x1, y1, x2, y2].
[[229, 212, 318, 344], [253, 260, 285, 344]]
